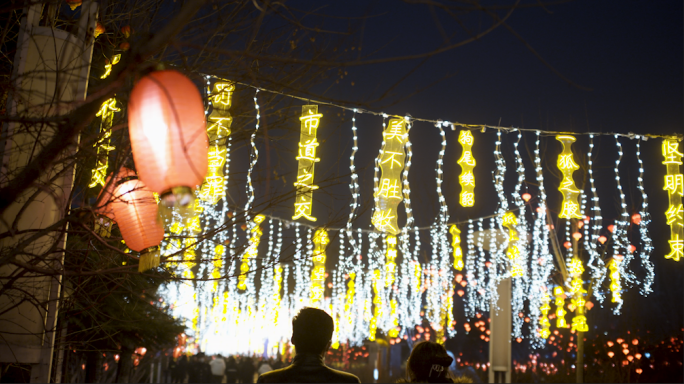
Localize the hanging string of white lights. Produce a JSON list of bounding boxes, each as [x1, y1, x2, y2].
[[635, 137, 655, 295], [201, 74, 679, 140], [585, 134, 606, 303]]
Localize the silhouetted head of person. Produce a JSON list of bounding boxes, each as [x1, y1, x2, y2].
[[406, 341, 454, 383], [291, 307, 334, 355]]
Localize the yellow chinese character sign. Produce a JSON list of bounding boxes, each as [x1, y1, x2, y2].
[[539, 290, 551, 339], [200, 81, 234, 204], [502, 212, 523, 277], [293, 105, 322, 221], [554, 286, 567, 328], [608, 257, 621, 303], [450, 225, 464, 270], [372, 118, 407, 234], [457, 130, 476, 207], [556, 135, 583, 219], [311, 228, 329, 307], [662, 139, 683, 261], [568, 258, 588, 332], [238, 215, 265, 290]]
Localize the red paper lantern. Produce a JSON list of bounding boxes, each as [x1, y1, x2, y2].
[[598, 235, 607, 244], [522, 192, 532, 202], [607, 224, 615, 233], [96, 167, 138, 220], [631, 213, 642, 225], [128, 70, 208, 207], [563, 241, 572, 249], [111, 178, 165, 271], [572, 232, 582, 240]]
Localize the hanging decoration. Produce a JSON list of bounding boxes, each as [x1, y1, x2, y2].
[[293, 105, 323, 222], [110, 175, 165, 271], [144, 78, 678, 356], [89, 55, 121, 188], [311, 228, 329, 307], [200, 81, 233, 204], [662, 138, 683, 261], [372, 117, 408, 234], [127, 70, 208, 209], [450, 225, 463, 270], [556, 135, 582, 219], [457, 129, 476, 207]]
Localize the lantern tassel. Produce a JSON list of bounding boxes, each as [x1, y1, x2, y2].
[[139, 246, 160, 272]]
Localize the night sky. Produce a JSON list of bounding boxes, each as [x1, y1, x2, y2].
[[224, 1, 682, 337], [314, 1, 684, 335]]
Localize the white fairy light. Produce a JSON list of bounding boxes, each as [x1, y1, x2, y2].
[[635, 137, 655, 295], [465, 220, 477, 318], [585, 134, 606, 303]]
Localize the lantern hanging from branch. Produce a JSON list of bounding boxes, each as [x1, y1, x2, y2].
[[94, 167, 137, 237], [111, 176, 165, 271], [128, 69, 208, 214]]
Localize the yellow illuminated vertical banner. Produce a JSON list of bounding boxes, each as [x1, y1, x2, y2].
[[293, 105, 322, 221], [556, 135, 583, 219], [200, 82, 234, 203], [386, 235, 399, 339], [457, 130, 476, 207], [539, 290, 551, 338], [238, 215, 265, 290], [450, 225, 464, 270], [311, 229, 329, 307], [89, 55, 121, 189], [608, 257, 621, 302], [502, 212, 523, 277], [568, 258, 588, 332], [372, 118, 407, 234], [369, 269, 382, 341], [662, 139, 683, 261], [554, 286, 567, 328]]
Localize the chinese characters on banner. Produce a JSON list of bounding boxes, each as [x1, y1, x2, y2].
[[372, 118, 407, 234], [238, 215, 265, 290], [539, 289, 551, 338], [200, 82, 234, 204], [553, 286, 568, 328], [457, 130, 476, 207], [385, 235, 398, 287], [310, 229, 329, 307], [556, 135, 583, 219], [293, 105, 322, 221], [662, 139, 683, 261], [502, 212, 523, 277], [89, 54, 121, 188], [568, 258, 588, 332], [450, 225, 464, 270]]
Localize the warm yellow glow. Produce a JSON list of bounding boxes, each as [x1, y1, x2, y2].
[[502, 212, 523, 277], [385, 235, 397, 287], [211, 244, 224, 292], [556, 135, 583, 219], [388, 299, 399, 338], [200, 82, 234, 204], [554, 286, 567, 328], [293, 106, 322, 221], [369, 269, 382, 341], [238, 215, 266, 290], [539, 290, 551, 339], [100, 54, 120, 79], [663, 139, 684, 261], [569, 257, 588, 332], [450, 225, 464, 270], [414, 262, 422, 293], [272, 264, 283, 326], [89, 97, 120, 188], [310, 228, 329, 307], [608, 258, 622, 302], [457, 130, 476, 207], [372, 118, 407, 234]]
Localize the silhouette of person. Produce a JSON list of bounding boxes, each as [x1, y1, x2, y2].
[[257, 307, 360, 383]]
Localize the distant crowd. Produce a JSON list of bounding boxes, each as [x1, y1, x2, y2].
[[168, 308, 478, 383], [168, 353, 281, 383]]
